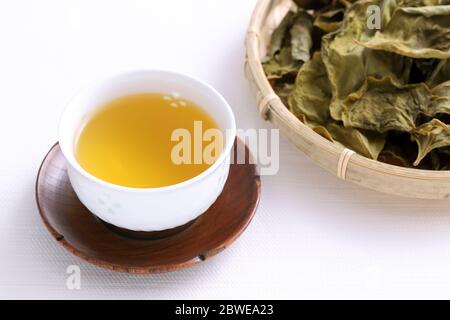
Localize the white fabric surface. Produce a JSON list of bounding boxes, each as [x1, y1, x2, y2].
[[2, 0, 450, 299]]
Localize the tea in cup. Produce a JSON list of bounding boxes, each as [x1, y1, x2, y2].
[[59, 70, 236, 231]]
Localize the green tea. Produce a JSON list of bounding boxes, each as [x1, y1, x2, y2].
[[75, 93, 219, 188]]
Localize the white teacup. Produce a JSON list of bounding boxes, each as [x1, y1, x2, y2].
[[59, 70, 236, 232]]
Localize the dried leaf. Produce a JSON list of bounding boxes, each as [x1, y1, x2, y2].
[[263, 48, 302, 80], [288, 52, 331, 124], [357, 6, 450, 59], [290, 11, 314, 61], [265, 0, 450, 169], [287, 52, 335, 141], [314, 7, 345, 33], [341, 77, 431, 132], [428, 81, 450, 116], [321, 0, 412, 121], [266, 9, 297, 59], [300, 116, 335, 141], [289, 53, 385, 159], [427, 59, 450, 87], [411, 119, 450, 165], [272, 81, 295, 106], [263, 9, 313, 80], [327, 123, 386, 159]]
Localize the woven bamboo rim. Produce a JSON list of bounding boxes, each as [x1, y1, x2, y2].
[[245, 0, 450, 199]]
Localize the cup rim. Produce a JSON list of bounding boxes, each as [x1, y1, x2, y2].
[[58, 69, 237, 193]]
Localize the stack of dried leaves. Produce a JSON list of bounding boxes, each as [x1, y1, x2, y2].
[[263, 0, 450, 170]]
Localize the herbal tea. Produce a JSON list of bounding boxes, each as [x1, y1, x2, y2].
[[75, 93, 221, 188]]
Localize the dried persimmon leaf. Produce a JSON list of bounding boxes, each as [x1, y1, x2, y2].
[[263, 9, 313, 80], [342, 77, 431, 132], [266, 8, 297, 60], [272, 81, 295, 106], [411, 119, 450, 165], [314, 7, 345, 33], [321, 0, 411, 121], [327, 123, 386, 159], [357, 6, 450, 59], [290, 11, 314, 62], [288, 52, 385, 159], [263, 0, 450, 169], [263, 48, 303, 80], [428, 81, 450, 116], [427, 59, 450, 87], [288, 52, 331, 124]]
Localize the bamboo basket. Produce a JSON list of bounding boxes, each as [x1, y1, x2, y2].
[[245, 0, 450, 199]]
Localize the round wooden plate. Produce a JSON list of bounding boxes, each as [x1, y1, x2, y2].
[[35, 139, 260, 274]]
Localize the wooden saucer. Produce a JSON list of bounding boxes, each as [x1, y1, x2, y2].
[[35, 139, 260, 274]]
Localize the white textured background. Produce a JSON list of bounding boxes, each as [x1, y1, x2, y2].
[[1, 0, 450, 299]]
